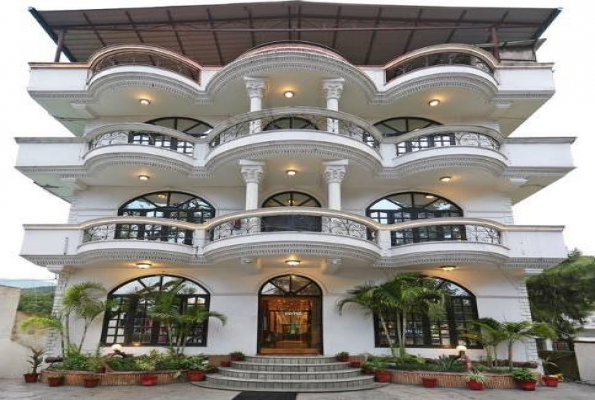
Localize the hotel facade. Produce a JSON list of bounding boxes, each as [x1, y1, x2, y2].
[[16, 1, 573, 389]]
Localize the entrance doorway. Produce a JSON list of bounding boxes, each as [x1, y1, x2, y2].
[[258, 274, 323, 355]]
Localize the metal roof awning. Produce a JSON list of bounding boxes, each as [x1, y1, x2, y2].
[[29, 0, 561, 66]]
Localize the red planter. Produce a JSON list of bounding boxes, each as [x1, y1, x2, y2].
[[467, 380, 486, 391], [47, 376, 65, 387], [220, 361, 231, 367], [375, 371, 392, 383], [230, 356, 244, 362], [337, 356, 349, 362], [140, 374, 158, 386], [422, 377, 438, 388], [23, 373, 39, 383], [83, 377, 100, 388], [517, 380, 537, 391], [543, 376, 559, 387], [349, 361, 361, 368], [362, 368, 375, 375], [186, 370, 206, 382]]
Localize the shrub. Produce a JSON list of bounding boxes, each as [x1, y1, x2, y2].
[[465, 371, 489, 384], [106, 357, 142, 372], [511, 368, 536, 382]]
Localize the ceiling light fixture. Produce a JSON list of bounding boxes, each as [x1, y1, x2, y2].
[[440, 265, 458, 272], [439, 176, 452, 183], [425, 194, 436, 199], [138, 175, 150, 181], [286, 169, 297, 177], [428, 99, 441, 107], [139, 98, 151, 106], [285, 259, 301, 266], [136, 262, 152, 269], [283, 91, 295, 99]]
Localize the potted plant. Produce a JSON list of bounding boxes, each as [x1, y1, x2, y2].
[[421, 377, 438, 388], [336, 351, 350, 362], [23, 347, 44, 383], [465, 371, 489, 390], [83, 373, 101, 388], [512, 368, 538, 391], [361, 362, 375, 375], [350, 361, 361, 368], [206, 365, 218, 374], [542, 374, 560, 387], [229, 351, 245, 362], [137, 358, 158, 386], [47, 373, 65, 387], [185, 356, 209, 382], [370, 360, 391, 383]]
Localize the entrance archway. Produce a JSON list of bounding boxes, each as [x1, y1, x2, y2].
[[258, 274, 323, 355]]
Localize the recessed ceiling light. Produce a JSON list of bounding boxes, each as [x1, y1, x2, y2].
[[283, 91, 295, 99], [439, 176, 452, 183], [136, 262, 152, 269], [139, 98, 151, 106], [157, 193, 167, 199], [138, 175, 150, 181], [440, 265, 458, 271], [285, 259, 301, 266], [286, 169, 297, 176], [425, 194, 436, 199], [428, 99, 441, 107]]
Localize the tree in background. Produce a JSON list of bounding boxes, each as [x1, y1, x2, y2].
[[527, 249, 595, 339], [18, 287, 55, 315]]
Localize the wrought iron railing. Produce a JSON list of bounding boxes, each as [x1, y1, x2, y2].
[[89, 130, 196, 155], [386, 51, 494, 82], [208, 107, 382, 150], [88, 45, 202, 83], [395, 130, 501, 156], [208, 214, 375, 242], [82, 223, 194, 245], [390, 224, 501, 247]]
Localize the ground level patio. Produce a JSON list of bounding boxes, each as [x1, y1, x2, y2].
[[2, 380, 594, 400]]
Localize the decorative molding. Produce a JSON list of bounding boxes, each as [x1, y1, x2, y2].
[[321, 78, 345, 100], [322, 161, 348, 184], [380, 153, 507, 178], [244, 77, 267, 99], [239, 160, 265, 184], [375, 250, 507, 268]]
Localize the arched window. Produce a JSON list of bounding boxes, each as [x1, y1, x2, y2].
[[126, 117, 212, 155], [260, 274, 322, 297], [367, 192, 463, 246], [101, 275, 210, 347], [117, 191, 215, 245], [374, 117, 441, 138], [374, 277, 479, 349], [262, 191, 321, 232], [264, 117, 319, 131]]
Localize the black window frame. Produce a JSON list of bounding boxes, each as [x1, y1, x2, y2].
[[373, 277, 481, 349], [261, 191, 322, 233], [374, 117, 441, 138], [100, 275, 211, 347], [129, 117, 212, 155]]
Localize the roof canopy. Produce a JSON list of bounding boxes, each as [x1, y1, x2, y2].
[[30, 1, 560, 66]]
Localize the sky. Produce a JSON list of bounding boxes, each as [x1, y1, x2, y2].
[[1, 0, 593, 280]]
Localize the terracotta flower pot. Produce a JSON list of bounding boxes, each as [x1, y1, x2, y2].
[[467, 380, 486, 391], [375, 371, 392, 383], [186, 370, 206, 382], [543, 376, 559, 387], [518, 380, 537, 391], [349, 361, 361, 368], [23, 373, 39, 383], [230, 355, 244, 362], [140, 374, 158, 386], [337, 356, 349, 362], [220, 361, 231, 367], [83, 377, 100, 388], [47, 376, 65, 387], [422, 377, 438, 388]]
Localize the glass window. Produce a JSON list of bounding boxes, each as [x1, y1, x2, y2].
[[101, 275, 210, 347], [374, 117, 440, 138], [264, 117, 319, 131], [260, 275, 322, 297]]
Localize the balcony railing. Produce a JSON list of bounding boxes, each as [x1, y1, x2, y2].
[[385, 44, 496, 83], [86, 123, 199, 155], [389, 220, 502, 247], [207, 209, 377, 243], [82, 219, 195, 246], [207, 107, 382, 150], [389, 125, 503, 156], [88, 45, 203, 83]]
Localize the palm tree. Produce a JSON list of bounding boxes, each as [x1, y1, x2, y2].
[[497, 321, 556, 370], [61, 282, 111, 351], [21, 316, 65, 356], [338, 273, 445, 358], [461, 318, 507, 368]]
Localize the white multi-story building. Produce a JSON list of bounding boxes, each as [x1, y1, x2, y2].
[[17, 1, 573, 374]]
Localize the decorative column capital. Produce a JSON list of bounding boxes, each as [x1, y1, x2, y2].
[[322, 78, 345, 100], [239, 160, 265, 184], [322, 160, 348, 184], [244, 77, 267, 99]]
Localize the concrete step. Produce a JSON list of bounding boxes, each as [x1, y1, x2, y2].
[[198, 374, 377, 392], [243, 355, 339, 365], [218, 367, 362, 380], [231, 361, 350, 372]]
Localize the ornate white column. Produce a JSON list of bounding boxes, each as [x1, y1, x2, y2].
[[322, 78, 344, 133], [244, 77, 267, 133], [239, 160, 265, 210], [323, 160, 348, 210]]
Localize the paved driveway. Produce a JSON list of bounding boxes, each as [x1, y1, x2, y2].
[[0, 380, 593, 400]]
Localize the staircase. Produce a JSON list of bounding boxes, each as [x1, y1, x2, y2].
[[195, 355, 381, 392]]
